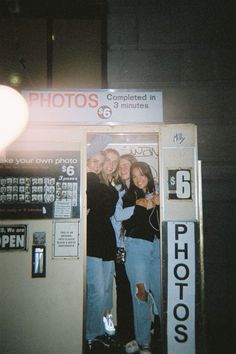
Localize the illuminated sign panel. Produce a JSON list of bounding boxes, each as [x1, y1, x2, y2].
[[22, 90, 163, 124]]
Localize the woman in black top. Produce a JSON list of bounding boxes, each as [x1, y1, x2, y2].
[[98, 148, 120, 336], [86, 150, 119, 346], [122, 161, 161, 354]]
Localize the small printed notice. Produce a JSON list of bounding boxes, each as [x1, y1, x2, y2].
[[54, 200, 72, 218], [54, 222, 79, 258]]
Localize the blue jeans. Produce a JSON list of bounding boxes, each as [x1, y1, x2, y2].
[[125, 237, 160, 346], [86, 256, 115, 341]]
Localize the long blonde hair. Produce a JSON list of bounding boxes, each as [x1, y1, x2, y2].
[[99, 148, 120, 185]]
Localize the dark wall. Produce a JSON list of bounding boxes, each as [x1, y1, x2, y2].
[[0, 1, 104, 89], [107, 1, 236, 353]]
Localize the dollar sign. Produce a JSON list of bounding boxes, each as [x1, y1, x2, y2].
[[97, 105, 112, 119], [170, 176, 176, 186]]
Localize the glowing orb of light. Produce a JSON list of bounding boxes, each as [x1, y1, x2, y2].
[[0, 85, 29, 150], [9, 73, 22, 87]]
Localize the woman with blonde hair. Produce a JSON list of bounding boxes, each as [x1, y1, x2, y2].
[[97, 148, 120, 337], [86, 148, 119, 350]]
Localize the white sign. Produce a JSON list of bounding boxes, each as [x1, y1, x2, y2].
[[54, 222, 79, 257], [167, 221, 196, 354], [22, 90, 163, 124], [54, 200, 72, 218]]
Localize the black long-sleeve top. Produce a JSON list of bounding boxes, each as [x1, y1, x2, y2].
[[87, 172, 118, 260], [123, 197, 160, 242]]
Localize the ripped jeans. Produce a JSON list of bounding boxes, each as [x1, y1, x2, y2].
[[125, 237, 160, 346]]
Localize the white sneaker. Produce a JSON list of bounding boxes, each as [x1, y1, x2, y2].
[[124, 339, 139, 353], [103, 314, 116, 336], [139, 344, 152, 354]]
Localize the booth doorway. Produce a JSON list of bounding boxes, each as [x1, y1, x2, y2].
[[86, 131, 162, 354]]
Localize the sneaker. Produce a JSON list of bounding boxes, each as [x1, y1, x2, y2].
[[103, 314, 116, 336], [139, 344, 152, 354], [86, 340, 93, 352], [124, 339, 139, 353]]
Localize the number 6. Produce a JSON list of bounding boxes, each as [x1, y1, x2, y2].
[[176, 170, 191, 199], [67, 165, 75, 176]]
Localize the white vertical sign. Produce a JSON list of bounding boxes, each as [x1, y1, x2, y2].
[[167, 221, 196, 354], [54, 222, 79, 257]]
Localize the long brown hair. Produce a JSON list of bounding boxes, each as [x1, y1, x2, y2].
[[117, 153, 137, 189], [130, 161, 155, 198]]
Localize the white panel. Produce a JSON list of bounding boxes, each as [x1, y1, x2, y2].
[[0, 220, 84, 354], [167, 221, 196, 354], [160, 125, 196, 148], [0, 127, 86, 354], [22, 90, 163, 124], [159, 124, 198, 221]]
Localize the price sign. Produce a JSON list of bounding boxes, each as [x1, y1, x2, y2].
[[0, 151, 80, 219], [97, 105, 112, 119], [61, 165, 75, 176], [168, 169, 192, 200]]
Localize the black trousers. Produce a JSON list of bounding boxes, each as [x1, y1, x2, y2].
[[115, 261, 135, 345]]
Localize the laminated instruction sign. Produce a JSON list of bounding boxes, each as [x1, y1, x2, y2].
[[22, 89, 163, 124], [0, 151, 80, 219], [54, 221, 79, 258]]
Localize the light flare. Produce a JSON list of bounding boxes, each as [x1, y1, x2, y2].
[[0, 85, 29, 150]]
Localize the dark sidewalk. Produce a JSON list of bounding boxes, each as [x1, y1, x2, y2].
[[85, 324, 163, 354]]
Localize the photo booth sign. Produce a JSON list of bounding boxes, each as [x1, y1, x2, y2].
[[0, 150, 80, 219], [22, 89, 163, 125]]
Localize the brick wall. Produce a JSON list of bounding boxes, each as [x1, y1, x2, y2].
[[107, 1, 236, 353]]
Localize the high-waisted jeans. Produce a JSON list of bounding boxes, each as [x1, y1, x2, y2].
[[86, 256, 115, 341], [125, 237, 160, 346]]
